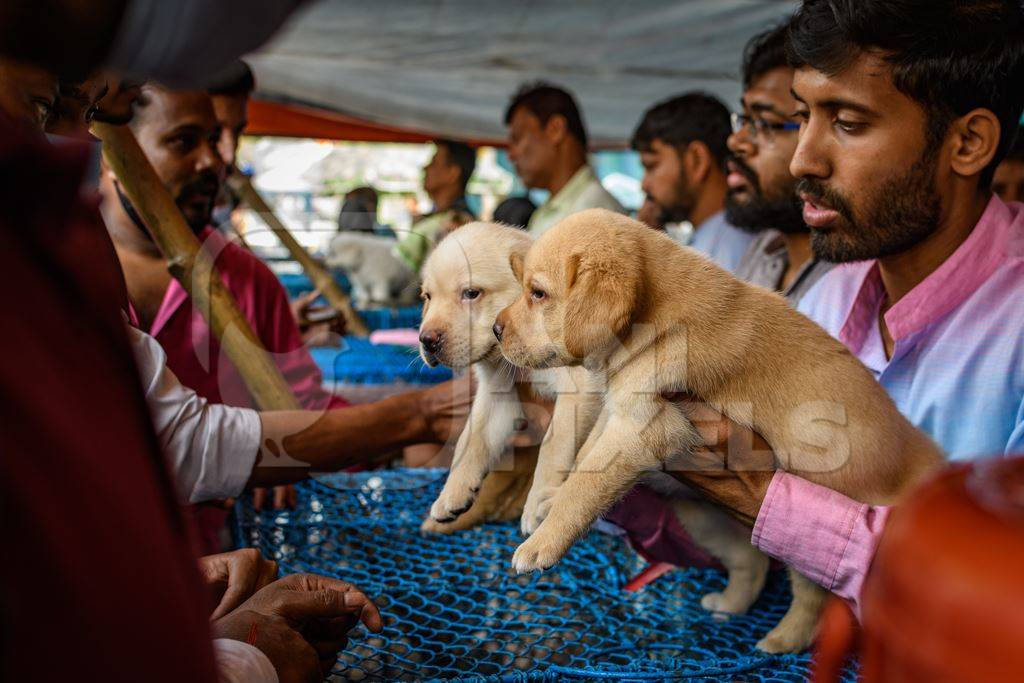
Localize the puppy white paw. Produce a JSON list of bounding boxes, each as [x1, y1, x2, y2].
[[520, 487, 557, 536], [755, 620, 814, 654], [429, 472, 483, 523], [700, 592, 740, 622], [511, 524, 572, 574], [420, 515, 454, 535]]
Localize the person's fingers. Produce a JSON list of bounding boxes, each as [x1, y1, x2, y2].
[[273, 577, 383, 632], [306, 625, 350, 665], [210, 555, 258, 621], [252, 487, 267, 510], [273, 485, 288, 510], [673, 397, 729, 450], [256, 557, 279, 592], [287, 484, 299, 509], [296, 289, 320, 307]]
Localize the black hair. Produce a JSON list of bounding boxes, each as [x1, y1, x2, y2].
[[208, 60, 256, 97], [787, 0, 1024, 187], [630, 92, 732, 169], [504, 82, 588, 149], [742, 21, 792, 88], [435, 139, 477, 190], [492, 196, 537, 229], [338, 187, 377, 233]]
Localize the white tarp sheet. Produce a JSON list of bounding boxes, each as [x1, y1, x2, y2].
[[249, 0, 798, 145]]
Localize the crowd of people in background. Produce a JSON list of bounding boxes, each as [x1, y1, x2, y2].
[[1, 0, 1023, 681]]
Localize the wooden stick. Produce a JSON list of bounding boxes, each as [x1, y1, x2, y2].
[[93, 122, 302, 413], [230, 175, 370, 336]]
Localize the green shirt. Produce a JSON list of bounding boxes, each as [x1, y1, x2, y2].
[[527, 165, 626, 237], [394, 197, 474, 273]]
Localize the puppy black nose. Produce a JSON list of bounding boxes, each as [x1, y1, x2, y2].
[[492, 322, 504, 342], [420, 330, 443, 354]]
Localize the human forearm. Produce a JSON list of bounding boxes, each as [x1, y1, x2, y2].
[[752, 472, 890, 620], [247, 391, 431, 487]]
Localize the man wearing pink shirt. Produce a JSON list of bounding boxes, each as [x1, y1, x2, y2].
[[101, 84, 344, 414], [99, 84, 466, 546], [674, 0, 1024, 621]]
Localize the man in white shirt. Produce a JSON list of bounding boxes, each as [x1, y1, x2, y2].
[[504, 82, 624, 236], [632, 93, 756, 273]]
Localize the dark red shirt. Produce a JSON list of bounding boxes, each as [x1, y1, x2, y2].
[[0, 122, 219, 682]]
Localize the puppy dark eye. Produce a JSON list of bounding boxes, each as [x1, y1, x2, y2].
[[461, 289, 481, 301], [422, 292, 431, 301], [530, 289, 546, 301]]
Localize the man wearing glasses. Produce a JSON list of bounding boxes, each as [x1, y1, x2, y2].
[[631, 92, 756, 272], [727, 22, 833, 304]]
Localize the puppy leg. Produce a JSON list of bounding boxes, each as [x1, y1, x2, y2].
[[671, 498, 769, 618], [756, 568, 827, 653], [423, 446, 538, 534], [429, 365, 521, 523], [521, 387, 603, 535], [513, 400, 697, 573], [369, 279, 391, 307]]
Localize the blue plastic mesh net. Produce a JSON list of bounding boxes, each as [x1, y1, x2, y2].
[[310, 337, 451, 385], [235, 469, 856, 682]]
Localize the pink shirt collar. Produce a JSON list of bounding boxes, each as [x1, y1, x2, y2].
[[149, 226, 220, 336], [838, 194, 1015, 353]]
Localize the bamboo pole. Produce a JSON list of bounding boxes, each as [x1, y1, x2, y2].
[[93, 121, 302, 414], [230, 175, 370, 336]]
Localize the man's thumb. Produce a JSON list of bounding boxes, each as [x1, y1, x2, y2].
[[277, 589, 383, 632]]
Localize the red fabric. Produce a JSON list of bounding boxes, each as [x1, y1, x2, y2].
[[604, 485, 723, 569], [145, 226, 348, 412], [0, 124, 218, 682]]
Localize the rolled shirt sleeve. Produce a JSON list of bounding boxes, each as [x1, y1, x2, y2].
[[128, 323, 262, 503], [751, 472, 891, 620], [213, 639, 278, 683]]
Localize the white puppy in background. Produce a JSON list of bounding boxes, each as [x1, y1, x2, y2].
[[418, 222, 592, 533], [326, 232, 419, 308]]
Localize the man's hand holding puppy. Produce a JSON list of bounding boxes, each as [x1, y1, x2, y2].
[[667, 395, 776, 526]]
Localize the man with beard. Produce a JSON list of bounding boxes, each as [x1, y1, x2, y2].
[[99, 85, 471, 526], [631, 92, 756, 272], [788, 0, 1024, 463], [395, 138, 477, 273], [618, 0, 1024, 627], [726, 22, 833, 303], [675, 0, 1024, 620], [99, 83, 343, 426], [505, 82, 625, 236]]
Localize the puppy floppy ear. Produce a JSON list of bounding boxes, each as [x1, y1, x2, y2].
[[509, 250, 525, 283], [562, 248, 639, 364]]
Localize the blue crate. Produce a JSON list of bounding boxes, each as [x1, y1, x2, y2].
[[275, 272, 423, 332], [235, 470, 856, 682], [277, 271, 352, 299], [357, 306, 423, 331], [311, 337, 451, 385]]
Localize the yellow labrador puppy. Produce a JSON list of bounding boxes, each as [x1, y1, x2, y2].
[[418, 222, 590, 533], [494, 209, 943, 652]]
